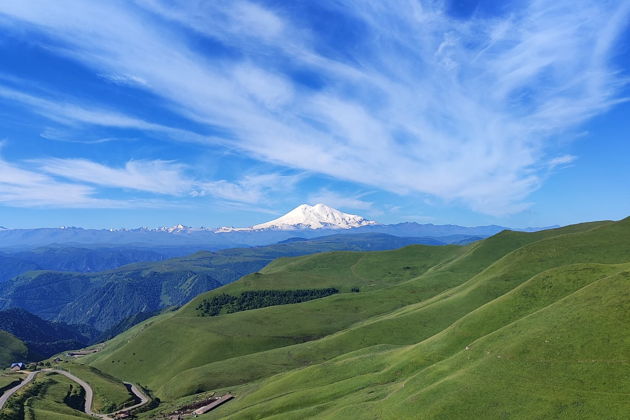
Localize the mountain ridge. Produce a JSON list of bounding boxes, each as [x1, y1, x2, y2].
[[0, 204, 557, 250]]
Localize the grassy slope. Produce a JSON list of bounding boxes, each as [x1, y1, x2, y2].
[[0, 330, 28, 367], [3, 365, 131, 419], [24, 372, 91, 420], [86, 245, 464, 393], [55, 362, 135, 413], [205, 219, 630, 419], [219, 264, 630, 420], [0, 371, 25, 391], [86, 222, 599, 392], [79, 218, 630, 418]]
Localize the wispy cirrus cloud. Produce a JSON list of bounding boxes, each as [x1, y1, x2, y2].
[[1, 153, 299, 208], [0, 154, 118, 207], [35, 155, 303, 206], [39, 127, 135, 144], [194, 173, 303, 204], [0, 0, 628, 215], [307, 189, 374, 212], [36, 158, 194, 196], [0, 85, 212, 145], [547, 155, 578, 170], [36, 157, 303, 203]]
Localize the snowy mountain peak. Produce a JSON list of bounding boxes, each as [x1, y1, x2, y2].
[[245, 203, 377, 231], [215, 204, 376, 232], [164, 224, 189, 233]]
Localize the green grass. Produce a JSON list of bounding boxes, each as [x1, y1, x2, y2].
[[53, 362, 135, 413], [73, 217, 630, 419], [243, 266, 630, 420], [2, 366, 133, 419], [23, 372, 92, 420], [0, 330, 28, 367], [0, 371, 25, 391], [215, 263, 629, 418], [86, 245, 464, 395]]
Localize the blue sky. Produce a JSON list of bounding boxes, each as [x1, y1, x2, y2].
[[0, 0, 628, 229]]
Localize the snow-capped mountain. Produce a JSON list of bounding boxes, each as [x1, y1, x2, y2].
[[217, 204, 378, 232], [157, 224, 191, 233]]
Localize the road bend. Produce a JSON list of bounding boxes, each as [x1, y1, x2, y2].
[[0, 368, 150, 419]]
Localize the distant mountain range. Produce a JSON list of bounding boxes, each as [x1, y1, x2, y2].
[[0, 204, 556, 250]]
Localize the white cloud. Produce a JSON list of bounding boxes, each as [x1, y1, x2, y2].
[[0, 0, 628, 215], [195, 173, 303, 204], [0, 155, 117, 207], [1, 152, 296, 207], [0, 84, 212, 145], [307, 189, 374, 212], [136, 0, 287, 45], [36, 158, 193, 195], [233, 64, 294, 110], [39, 127, 133, 144], [547, 155, 577, 169], [36, 155, 303, 205]]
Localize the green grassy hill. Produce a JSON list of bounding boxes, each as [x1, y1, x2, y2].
[[73, 218, 629, 419], [22, 372, 92, 420], [0, 330, 28, 367], [56, 363, 136, 413]]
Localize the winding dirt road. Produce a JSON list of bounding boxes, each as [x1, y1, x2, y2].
[[114, 382, 150, 415], [42, 368, 110, 419], [0, 371, 37, 410], [0, 368, 150, 419]]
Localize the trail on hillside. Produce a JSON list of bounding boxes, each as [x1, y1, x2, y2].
[[0, 368, 150, 418]]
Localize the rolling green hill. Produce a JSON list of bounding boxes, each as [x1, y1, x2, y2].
[[0, 330, 28, 367], [66, 218, 630, 418], [0, 233, 445, 330]]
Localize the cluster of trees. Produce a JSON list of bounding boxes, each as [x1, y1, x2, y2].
[[196, 294, 239, 316], [196, 288, 340, 317]]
